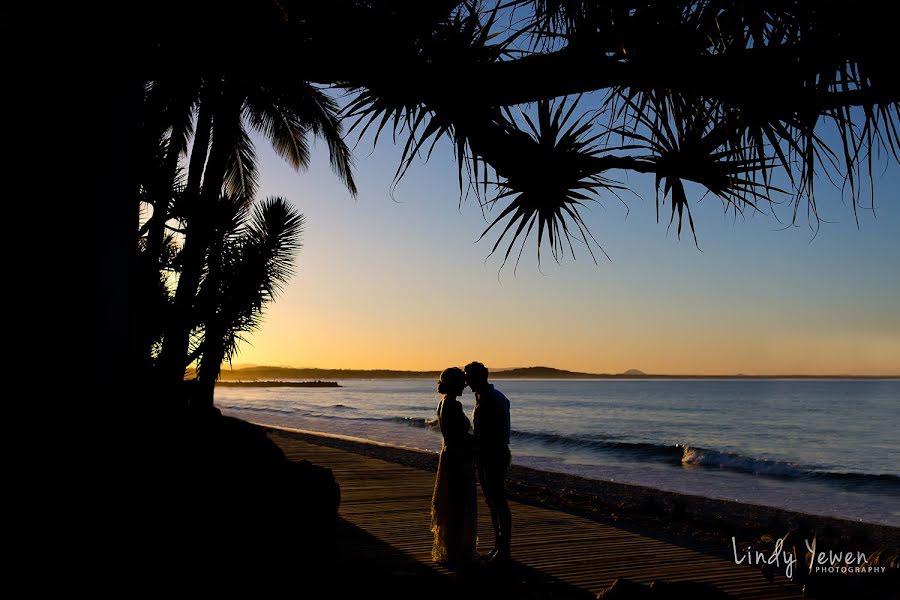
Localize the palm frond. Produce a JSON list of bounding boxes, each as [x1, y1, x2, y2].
[[243, 90, 311, 171], [299, 84, 357, 196], [220, 197, 304, 360], [245, 83, 357, 195], [244, 196, 305, 296], [479, 97, 620, 269], [223, 124, 259, 199], [601, 90, 789, 241], [143, 75, 200, 158], [195, 196, 304, 379], [343, 88, 433, 182], [342, 2, 514, 196]]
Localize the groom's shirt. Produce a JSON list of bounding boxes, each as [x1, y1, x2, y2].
[[473, 383, 511, 448]]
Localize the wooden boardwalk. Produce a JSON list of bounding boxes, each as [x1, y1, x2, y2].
[[270, 430, 803, 599]]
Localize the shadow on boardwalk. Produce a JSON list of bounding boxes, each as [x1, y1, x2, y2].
[[332, 517, 596, 600], [271, 431, 806, 600]]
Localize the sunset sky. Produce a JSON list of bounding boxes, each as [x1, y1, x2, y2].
[[229, 122, 900, 376]]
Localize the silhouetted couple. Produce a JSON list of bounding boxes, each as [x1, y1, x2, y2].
[[431, 362, 512, 571]]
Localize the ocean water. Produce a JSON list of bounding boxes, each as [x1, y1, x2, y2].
[[217, 379, 900, 526]]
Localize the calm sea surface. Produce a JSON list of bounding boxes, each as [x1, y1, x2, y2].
[[217, 379, 899, 526]]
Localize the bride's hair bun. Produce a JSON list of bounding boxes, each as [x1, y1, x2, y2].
[[438, 367, 466, 394]]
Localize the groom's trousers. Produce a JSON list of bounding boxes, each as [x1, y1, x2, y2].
[[478, 445, 512, 554]]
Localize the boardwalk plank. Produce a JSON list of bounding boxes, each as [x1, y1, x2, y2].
[[271, 431, 803, 599]]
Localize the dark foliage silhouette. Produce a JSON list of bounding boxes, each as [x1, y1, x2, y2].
[[332, 1, 898, 266], [136, 76, 353, 400]]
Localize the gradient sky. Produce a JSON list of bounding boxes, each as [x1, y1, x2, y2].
[[230, 117, 900, 376]]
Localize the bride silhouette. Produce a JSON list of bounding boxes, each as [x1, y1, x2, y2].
[[430, 367, 479, 569]]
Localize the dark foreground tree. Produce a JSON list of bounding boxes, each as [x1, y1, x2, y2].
[[141, 66, 355, 404], [194, 197, 305, 405]]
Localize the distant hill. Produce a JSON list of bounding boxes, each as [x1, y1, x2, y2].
[[219, 366, 441, 380], [217, 380, 341, 387], [216, 365, 892, 381], [492, 366, 602, 378], [219, 365, 630, 380]]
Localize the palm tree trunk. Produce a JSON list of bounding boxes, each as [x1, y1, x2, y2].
[[144, 133, 183, 268], [158, 91, 239, 397], [196, 320, 225, 412], [184, 96, 213, 199], [194, 224, 227, 411], [156, 99, 217, 393], [136, 130, 187, 375]]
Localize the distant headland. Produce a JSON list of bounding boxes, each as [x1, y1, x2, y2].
[[217, 380, 341, 387], [218, 366, 896, 381]]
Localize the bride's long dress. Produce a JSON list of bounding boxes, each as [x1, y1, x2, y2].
[[431, 396, 478, 567]]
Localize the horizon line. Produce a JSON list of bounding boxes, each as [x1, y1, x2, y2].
[[220, 364, 900, 378]]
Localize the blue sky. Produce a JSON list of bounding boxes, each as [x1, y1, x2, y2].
[[232, 109, 900, 375]]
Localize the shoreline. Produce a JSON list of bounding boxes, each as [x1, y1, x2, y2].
[[261, 423, 900, 552], [217, 380, 341, 387]]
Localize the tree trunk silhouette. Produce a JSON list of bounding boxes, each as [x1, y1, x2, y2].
[[157, 92, 237, 395], [145, 126, 184, 269], [195, 211, 228, 411]]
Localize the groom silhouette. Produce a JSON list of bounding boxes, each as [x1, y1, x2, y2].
[[465, 361, 511, 564]]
